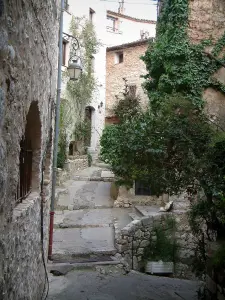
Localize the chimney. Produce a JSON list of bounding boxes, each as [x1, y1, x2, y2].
[[118, 0, 125, 14]]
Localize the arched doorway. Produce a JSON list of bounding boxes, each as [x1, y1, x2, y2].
[[84, 106, 95, 148], [15, 102, 41, 203]]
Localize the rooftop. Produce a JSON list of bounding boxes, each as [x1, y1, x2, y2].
[[107, 10, 157, 25], [106, 38, 154, 52]]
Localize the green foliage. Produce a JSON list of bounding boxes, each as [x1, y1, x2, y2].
[[142, 0, 225, 112], [143, 216, 179, 262], [58, 16, 99, 166], [211, 242, 225, 269], [113, 78, 141, 122], [101, 0, 225, 277]]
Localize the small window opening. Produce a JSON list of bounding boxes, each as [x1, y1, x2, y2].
[[69, 142, 74, 156], [129, 85, 137, 97], [135, 180, 151, 196], [62, 39, 68, 66], [115, 52, 123, 64]]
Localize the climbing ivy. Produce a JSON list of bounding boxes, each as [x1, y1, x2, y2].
[[58, 16, 100, 167], [142, 0, 225, 112]]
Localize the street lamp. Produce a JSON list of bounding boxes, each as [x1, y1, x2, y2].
[[63, 32, 83, 81], [67, 59, 82, 80]]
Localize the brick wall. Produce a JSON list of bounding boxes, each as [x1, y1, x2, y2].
[[106, 42, 149, 120]]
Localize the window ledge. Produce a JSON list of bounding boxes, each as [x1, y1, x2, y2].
[[13, 192, 40, 221]]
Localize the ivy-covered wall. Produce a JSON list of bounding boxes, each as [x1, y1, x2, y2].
[[188, 0, 225, 125]]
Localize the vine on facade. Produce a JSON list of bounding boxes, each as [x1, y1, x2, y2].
[[57, 16, 99, 167]]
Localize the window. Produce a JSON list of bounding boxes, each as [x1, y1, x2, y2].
[[135, 181, 151, 196], [89, 8, 95, 22], [15, 102, 41, 204], [107, 16, 119, 33], [62, 39, 68, 66], [115, 52, 124, 64], [129, 85, 137, 97], [64, 0, 69, 11]]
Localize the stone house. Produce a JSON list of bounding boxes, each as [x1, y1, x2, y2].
[[0, 0, 58, 299], [105, 39, 152, 124]]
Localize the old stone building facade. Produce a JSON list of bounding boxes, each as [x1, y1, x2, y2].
[[105, 39, 152, 124], [0, 0, 59, 299]]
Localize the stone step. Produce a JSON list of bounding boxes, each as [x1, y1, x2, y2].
[[48, 260, 121, 275], [72, 175, 114, 182], [52, 227, 116, 262], [55, 181, 114, 210]]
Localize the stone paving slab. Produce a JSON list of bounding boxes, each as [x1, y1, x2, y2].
[[54, 208, 132, 229], [57, 181, 114, 210], [52, 227, 116, 260], [47, 269, 201, 300]]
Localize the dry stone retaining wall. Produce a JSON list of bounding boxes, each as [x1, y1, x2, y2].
[[57, 157, 88, 186], [115, 211, 196, 280]]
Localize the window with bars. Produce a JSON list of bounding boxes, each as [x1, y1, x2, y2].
[[135, 180, 151, 196], [15, 138, 33, 204], [15, 101, 41, 205]]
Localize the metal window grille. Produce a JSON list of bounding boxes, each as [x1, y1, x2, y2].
[[135, 181, 151, 196], [15, 137, 32, 204]]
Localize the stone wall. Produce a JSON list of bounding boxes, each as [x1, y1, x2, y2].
[[114, 185, 190, 211], [106, 41, 150, 120], [0, 0, 59, 299], [115, 211, 195, 280], [188, 0, 225, 122], [56, 156, 89, 186], [205, 242, 225, 300]]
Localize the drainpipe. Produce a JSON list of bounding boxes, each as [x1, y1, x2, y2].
[[48, 0, 64, 260]]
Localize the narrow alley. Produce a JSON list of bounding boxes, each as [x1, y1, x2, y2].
[[47, 165, 201, 300]]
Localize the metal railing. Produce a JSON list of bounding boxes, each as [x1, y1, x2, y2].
[[15, 138, 32, 204]]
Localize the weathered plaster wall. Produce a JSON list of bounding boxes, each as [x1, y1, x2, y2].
[[106, 42, 149, 119], [0, 0, 58, 299]]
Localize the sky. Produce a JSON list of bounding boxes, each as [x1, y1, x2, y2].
[[99, 0, 158, 21]]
